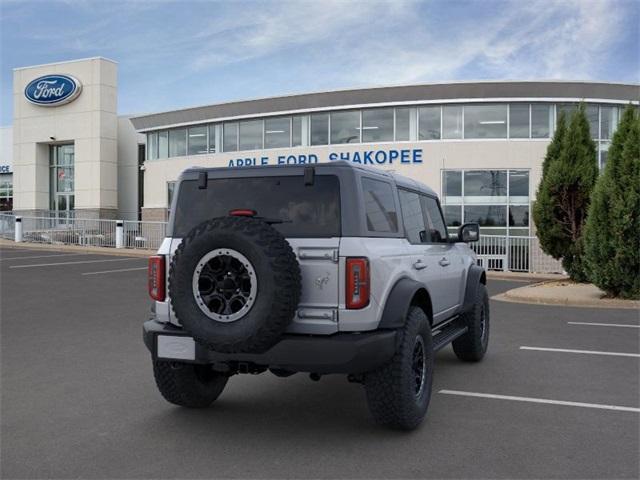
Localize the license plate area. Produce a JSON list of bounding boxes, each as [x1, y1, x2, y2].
[[157, 335, 196, 360]]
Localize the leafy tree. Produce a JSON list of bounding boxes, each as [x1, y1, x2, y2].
[[584, 106, 640, 298], [533, 105, 598, 281]]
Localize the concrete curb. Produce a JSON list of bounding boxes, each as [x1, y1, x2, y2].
[[487, 271, 568, 282], [0, 238, 153, 258], [493, 281, 640, 310]]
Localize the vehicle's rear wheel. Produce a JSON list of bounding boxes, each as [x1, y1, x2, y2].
[[452, 283, 490, 362], [364, 306, 433, 430], [153, 361, 228, 408]]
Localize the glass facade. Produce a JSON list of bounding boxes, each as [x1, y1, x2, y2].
[[0, 173, 12, 211], [49, 144, 75, 216], [442, 169, 530, 236], [143, 102, 624, 165]]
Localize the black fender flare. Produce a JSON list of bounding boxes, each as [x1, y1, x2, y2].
[[378, 277, 432, 330], [461, 265, 486, 314]]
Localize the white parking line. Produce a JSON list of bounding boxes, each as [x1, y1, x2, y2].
[[438, 390, 640, 413], [568, 322, 640, 329], [82, 267, 148, 276], [0, 253, 87, 261], [520, 346, 640, 358], [10, 258, 143, 269]]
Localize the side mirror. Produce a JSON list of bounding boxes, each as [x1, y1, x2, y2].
[[458, 223, 480, 243]]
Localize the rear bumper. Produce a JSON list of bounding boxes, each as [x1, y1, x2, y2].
[[143, 319, 397, 374]]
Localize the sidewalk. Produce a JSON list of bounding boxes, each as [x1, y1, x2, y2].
[[0, 238, 153, 257], [494, 279, 640, 309]]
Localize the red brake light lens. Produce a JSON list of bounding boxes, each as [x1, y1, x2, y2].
[[148, 255, 165, 301], [346, 257, 369, 309], [229, 209, 257, 217]]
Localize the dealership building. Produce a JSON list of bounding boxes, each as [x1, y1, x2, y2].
[[4, 57, 638, 240]]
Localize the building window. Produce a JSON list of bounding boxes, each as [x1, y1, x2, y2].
[[362, 108, 393, 143], [187, 126, 207, 156], [223, 122, 239, 152], [265, 117, 291, 149], [158, 131, 168, 159], [310, 113, 329, 145], [330, 110, 360, 144], [464, 104, 507, 139], [419, 106, 441, 140], [147, 132, 158, 160], [0, 173, 12, 211], [586, 104, 599, 140], [208, 124, 217, 153], [168, 129, 187, 157], [239, 119, 263, 150], [361, 177, 398, 233], [442, 105, 463, 139], [509, 104, 529, 139], [442, 169, 530, 237], [600, 106, 619, 140], [49, 144, 75, 216], [292, 116, 303, 147], [531, 104, 552, 138], [395, 107, 411, 141]]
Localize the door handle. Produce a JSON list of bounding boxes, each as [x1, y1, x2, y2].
[[413, 259, 427, 270], [439, 257, 450, 267]]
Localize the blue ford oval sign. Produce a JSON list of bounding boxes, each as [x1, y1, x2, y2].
[[24, 74, 82, 106]]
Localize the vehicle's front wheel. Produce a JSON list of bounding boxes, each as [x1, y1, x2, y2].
[[452, 283, 490, 362], [364, 306, 433, 430], [153, 361, 228, 408]]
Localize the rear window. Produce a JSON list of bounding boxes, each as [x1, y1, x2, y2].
[[172, 175, 341, 237]]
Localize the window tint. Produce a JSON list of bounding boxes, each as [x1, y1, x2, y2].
[[443, 170, 462, 197], [399, 189, 427, 243], [444, 205, 462, 227], [509, 206, 529, 227], [239, 120, 263, 150], [361, 178, 398, 233], [310, 113, 328, 145], [265, 117, 291, 149], [421, 196, 448, 243], [464, 104, 507, 139], [419, 106, 440, 140], [586, 104, 599, 139], [331, 111, 360, 144], [464, 170, 507, 201], [509, 170, 529, 199], [173, 175, 340, 238], [208, 125, 216, 153], [292, 116, 303, 146], [600, 106, 618, 140], [223, 122, 238, 152], [395, 107, 411, 141], [442, 106, 463, 139], [464, 205, 507, 226], [509, 104, 529, 138], [362, 108, 393, 142], [187, 126, 207, 155]]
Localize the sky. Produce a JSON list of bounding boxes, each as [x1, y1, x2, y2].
[[0, 0, 638, 126]]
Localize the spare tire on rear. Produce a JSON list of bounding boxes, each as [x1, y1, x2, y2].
[[169, 216, 301, 353]]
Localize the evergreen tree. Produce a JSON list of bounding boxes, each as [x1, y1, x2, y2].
[[584, 106, 640, 298], [533, 104, 598, 281]]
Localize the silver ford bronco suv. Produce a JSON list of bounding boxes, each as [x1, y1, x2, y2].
[[143, 161, 489, 430]]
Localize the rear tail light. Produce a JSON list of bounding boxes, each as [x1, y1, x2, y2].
[[229, 209, 257, 217], [148, 255, 165, 301], [346, 257, 369, 309]]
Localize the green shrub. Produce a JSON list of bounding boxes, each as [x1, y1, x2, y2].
[[533, 105, 598, 281], [584, 106, 640, 299]]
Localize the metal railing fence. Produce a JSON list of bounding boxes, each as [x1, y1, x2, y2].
[[0, 213, 15, 240], [471, 235, 564, 274], [123, 220, 167, 250], [20, 216, 118, 248]]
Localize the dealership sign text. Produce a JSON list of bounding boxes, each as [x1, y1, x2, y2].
[[228, 148, 423, 167], [24, 75, 82, 106]]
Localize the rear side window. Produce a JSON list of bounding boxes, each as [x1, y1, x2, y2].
[[361, 177, 398, 233], [173, 175, 340, 237], [398, 189, 427, 244], [421, 196, 448, 243]]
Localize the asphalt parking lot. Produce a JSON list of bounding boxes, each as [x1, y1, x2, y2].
[[1, 245, 638, 479]]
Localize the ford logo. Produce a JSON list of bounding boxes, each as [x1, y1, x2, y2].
[[24, 74, 82, 106]]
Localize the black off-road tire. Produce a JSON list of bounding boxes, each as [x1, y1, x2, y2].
[[153, 361, 228, 408], [364, 306, 434, 430], [169, 216, 301, 354], [452, 283, 490, 362]]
